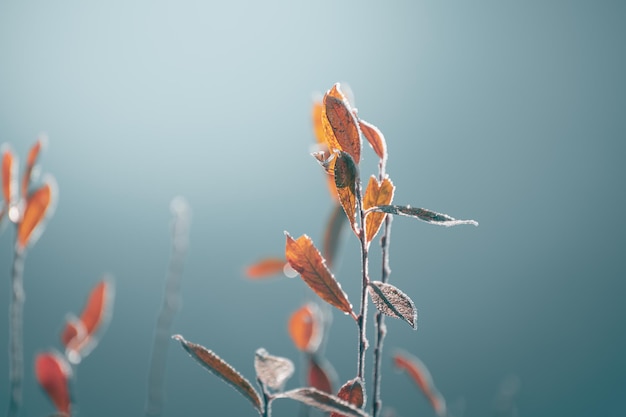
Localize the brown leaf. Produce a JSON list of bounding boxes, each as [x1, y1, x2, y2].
[[334, 151, 359, 234], [368, 281, 417, 329], [331, 378, 365, 417], [359, 119, 387, 163], [277, 388, 369, 417], [17, 178, 56, 251], [307, 355, 336, 394], [285, 233, 354, 317], [254, 348, 294, 391], [245, 257, 287, 279], [321, 83, 361, 164], [172, 334, 262, 414], [22, 137, 44, 197], [393, 350, 446, 417], [35, 350, 73, 416], [288, 303, 323, 353], [363, 176, 394, 243]]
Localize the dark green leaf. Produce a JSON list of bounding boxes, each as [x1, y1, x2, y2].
[[369, 205, 478, 227], [368, 281, 417, 329]]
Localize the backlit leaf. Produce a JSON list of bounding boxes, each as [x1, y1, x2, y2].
[[245, 257, 287, 279], [288, 303, 323, 353], [285, 233, 354, 317], [307, 355, 336, 394], [276, 388, 369, 417], [322, 83, 361, 163], [62, 278, 114, 364], [363, 177, 394, 243], [331, 377, 365, 417], [323, 204, 347, 268], [312, 98, 326, 144], [172, 334, 262, 414], [17, 177, 57, 251], [393, 350, 446, 417], [22, 137, 45, 197], [35, 350, 73, 416], [368, 205, 478, 227], [334, 151, 359, 234], [359, 120, 387, 163], [368, 282, 417, 329], [254, 348, 294, 391]]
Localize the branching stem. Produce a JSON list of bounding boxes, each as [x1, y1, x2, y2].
[[8, 247, 26, 417]]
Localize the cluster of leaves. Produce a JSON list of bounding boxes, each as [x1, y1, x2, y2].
[[178, 83, 477, 417]]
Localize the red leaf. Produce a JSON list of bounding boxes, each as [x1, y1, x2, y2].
[[331, 377, 365, 417], [245, 257, 287, 279], [285, 233, 354, 317], [276, 388, 368, 417], [35, 350, 72, 416], [393, 350, 446, 417], [21, 137, 45, 197], [1, 145, 16, 222], [359, 119, 387, 163], [307, 355, 336, 394], [288, 303, 323, 353], [17, 178, 57, 251]]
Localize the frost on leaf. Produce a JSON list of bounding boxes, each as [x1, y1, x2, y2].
[[321, 83, 362, 164], [172, 334, 262, 414], [285, 232, 354, 317], [331, 377, 365, 417], [369, 205, 478, 227], [368, 281, 417, 329], [363, 176, 394, 243], [334, 151, 359, 234], [277, 388, 370, 417], [254, 348, 294, 391]]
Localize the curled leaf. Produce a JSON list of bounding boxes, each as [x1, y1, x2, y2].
[[288, 303, 323, 353], [173, 334, 262, 414], [17, 176, 57, 251], [334, 151, 359, 233], [62, 278, 114, 364], [368, 281, 417, 329], [254, 348, 295, 391], [276, 388, 369, 417], [322, 83, 362, 163], [307, 355, 336, 394], [363, 177, 394, 243], [35, 350, 73, 416], [331, 377, 365, 417], [285, 233, 354, 317], [359, 119, 387, 163], [393, 350, 446, 417], [245, 257, 287, 279], [368, 205, 478, 227]]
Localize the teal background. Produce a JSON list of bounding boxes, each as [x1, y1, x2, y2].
[[1, 1, 625, 416]]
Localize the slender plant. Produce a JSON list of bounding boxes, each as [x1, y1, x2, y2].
[[175, 83, 478, 417], [1, 138, 57, 417]]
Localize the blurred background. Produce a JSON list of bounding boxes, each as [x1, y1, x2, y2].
[[0, 1, 624, 416]]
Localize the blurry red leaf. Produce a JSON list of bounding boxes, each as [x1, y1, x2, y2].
[[1, 145, 16, 219], [22, 138, 44, 197], [307, 355, 336, 394], [35, 350, 72, 416], [363, 176, 394, 243], [254, 348, 294, 391], [288, 303, 323, 353], [17, 178, 56, 251], [334, 151, 359, 234], [321, 83, 361, 164], [245, 257, 287, 279], [276, 388, 368, 417], [285, 233, 354, 317], [359, 120, 387, 163], [368, 281, 417, 329], [393, 350, 446, 417], [331, 377, 365, 417], [173, 334, 262, 414]]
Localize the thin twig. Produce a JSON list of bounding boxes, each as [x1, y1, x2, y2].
[[355, 181, 369, 382], [7, 248, 26, 417]]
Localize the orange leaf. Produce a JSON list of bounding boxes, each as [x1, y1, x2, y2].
[[331, 377, 365, 417], [363, 176, 394, 243], [321, 83, 361, 164], [307, 355, 335, 394], [359, 119, 387, 162], [173, 334, 262, 414], [288, 303, 323, 353], [393, 350, 446, 417], [1, 145, 16, 215], [35, 350, 73, 416], [62, 278, 114, 364], [245, 257, 287, 279], [334, 152, 359, 234], [285, 233, 354, 317], [17, 178, 56, 251], [312, 98, 326, 144], [22, 138, 44, 197]]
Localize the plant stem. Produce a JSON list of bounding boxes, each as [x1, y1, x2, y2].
[[355, 182, 369, 382], [8, 248, 25, 417]]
